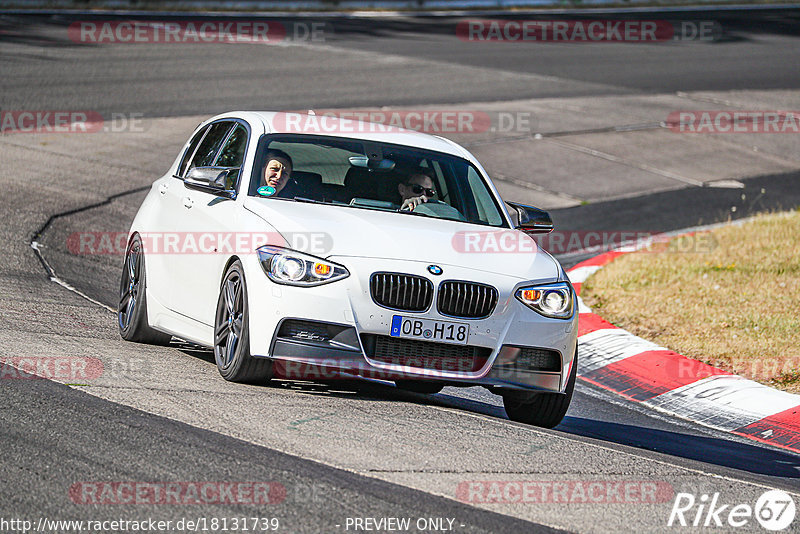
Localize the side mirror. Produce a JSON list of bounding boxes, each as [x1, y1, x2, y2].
[[184, 166, 238, 199], [506, 201, 554, 234]]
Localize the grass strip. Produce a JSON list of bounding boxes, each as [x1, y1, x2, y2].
[[582, 210, 800, 393]]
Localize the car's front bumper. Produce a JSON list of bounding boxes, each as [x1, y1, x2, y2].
[[244, 255, 578, 393]]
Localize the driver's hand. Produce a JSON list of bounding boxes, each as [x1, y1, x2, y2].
[[401, 195, 428, 211]]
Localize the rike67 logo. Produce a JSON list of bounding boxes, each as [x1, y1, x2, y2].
[[668, 490, 796, 531]]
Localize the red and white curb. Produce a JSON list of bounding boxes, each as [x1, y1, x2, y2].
[[567, 250, 800, 454]]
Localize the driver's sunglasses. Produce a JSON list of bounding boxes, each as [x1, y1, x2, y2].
[[408, 183, 437, 197]]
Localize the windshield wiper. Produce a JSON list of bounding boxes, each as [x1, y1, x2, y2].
[[293, 196, 328, 204]]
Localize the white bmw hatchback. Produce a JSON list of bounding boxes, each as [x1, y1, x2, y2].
[[119, 111, 578, 428]]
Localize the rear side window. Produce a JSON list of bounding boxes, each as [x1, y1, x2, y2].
[[177, 126, 208, 177], [188, 122, 234, 170]]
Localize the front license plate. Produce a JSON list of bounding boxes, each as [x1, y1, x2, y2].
[[390, 316, 470, 345]]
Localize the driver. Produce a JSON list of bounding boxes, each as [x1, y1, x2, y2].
[[398, 171, 437, 211]]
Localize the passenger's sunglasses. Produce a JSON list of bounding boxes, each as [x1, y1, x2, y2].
[[407, 183, 437, 198]]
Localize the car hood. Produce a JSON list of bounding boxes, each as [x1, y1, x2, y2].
[[244, 198, 560, 281]]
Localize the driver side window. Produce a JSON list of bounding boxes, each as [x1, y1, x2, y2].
[[215, 124, 248, 167], [188, 121, 234, 171], [213, 124, 249, 190]]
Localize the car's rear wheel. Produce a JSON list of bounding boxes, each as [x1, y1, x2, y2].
[[214, 260, 273, 383], [395, 380, 444, 394], [118, 234, 172, 345], [502, 346, 577, 428]]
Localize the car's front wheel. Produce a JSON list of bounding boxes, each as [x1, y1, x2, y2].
[[502, 346, 577, 428], [214, 260, 273, 383], [118, 234, 172, 345]]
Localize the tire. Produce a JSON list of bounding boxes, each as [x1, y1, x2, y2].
[[118, 234, 172, 345], [502, 346, 577, 428], [214, 260, 273, 383], [395, 380, 444, 395]]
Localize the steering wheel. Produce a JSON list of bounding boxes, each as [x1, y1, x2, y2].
[[399, 198, 441, 212], [408, 201, 467, 221]]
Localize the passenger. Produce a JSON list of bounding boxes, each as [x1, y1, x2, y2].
[[260, 150, 293, 196], [398, 171, 437, 211]]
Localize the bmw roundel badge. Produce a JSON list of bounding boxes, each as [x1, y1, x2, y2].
[[427, 265, 443, 275]]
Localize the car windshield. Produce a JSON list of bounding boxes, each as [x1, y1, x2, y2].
[[248, 134, 508, 228]]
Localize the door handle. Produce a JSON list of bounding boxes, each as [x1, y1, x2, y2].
[[159, 183, 168, 195], [183, 197, 193, 209]]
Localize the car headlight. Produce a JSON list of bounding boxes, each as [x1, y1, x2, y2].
[[257, 246, 349, 286], [515, 282, 574, 319]]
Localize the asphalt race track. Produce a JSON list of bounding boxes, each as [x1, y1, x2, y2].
[[1, 7, 800, 533]]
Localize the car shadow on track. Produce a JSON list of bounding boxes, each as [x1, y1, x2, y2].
[[427, 388, 800, 479], [559, 417, 800, 479], [175, 344, 490, 407], [267, 378, 485, 408], [277, 381, 800, 479], [176, 345, 800, 478]]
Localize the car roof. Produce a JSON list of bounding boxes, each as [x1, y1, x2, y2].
[[206, 111, 474, 161]]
